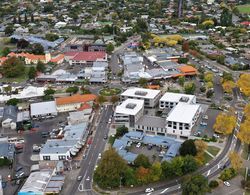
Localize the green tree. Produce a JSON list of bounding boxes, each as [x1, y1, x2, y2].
[[219, 168, 237, 181], [220, 8, 232, 26], [45, 33, 59, 42], [184, 82, 196, 94], [94, 148, 128, 189], [161, 160, 175, 178], [123, 167, 137, 186], [178, 76, 185, 86], [66, 86, 79, 94], [182, 155, 198, 174], [1, 47, 10, 57], [115, 126, 128, 138], [134, 154, 151, 169], [171, 156, 184, 176], [179, 139, 197, 156], [28, 66, 36, 79], [0, 57, 25, 78], [209, 180, 219, 188], [44, 88, 55, 96], [150, 162, 162, 182], [80, 87, 91, 94], [6, 98, 19, 106], [106, 43, 114, 54], [36, 61, 46, 73], [138, 78, 148, 87], [182, 174, 209, 195], [4, 25, 14, 35], [24, 13, 28, 23], [178, 58, 188, 64], [32, 43, 44, 55]]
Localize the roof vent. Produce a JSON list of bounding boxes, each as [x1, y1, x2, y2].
[[134, 91, 147, 96], [126, 103, 136, 109]]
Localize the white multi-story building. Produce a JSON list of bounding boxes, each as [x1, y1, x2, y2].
[[114, 99, 144, 128], [159, 92, 196, 109], [120, 87, 161, 108], [166, 102, 201, 139]]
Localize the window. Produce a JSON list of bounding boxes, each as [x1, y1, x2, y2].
[[179, 127, 183, 130], [43, 156, 50, 160], [173, 122, 176, 125], [59, 155, 66, 160], [173, 126, 176, 129]]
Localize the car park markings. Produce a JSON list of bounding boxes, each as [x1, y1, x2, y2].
[[207, 170, 211, 176], [160, 188, 169, 193], [78, 184, 84, 192]]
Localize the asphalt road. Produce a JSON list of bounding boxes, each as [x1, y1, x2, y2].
[[68, 105, 113, 195]]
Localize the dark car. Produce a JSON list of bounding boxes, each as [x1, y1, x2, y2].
[[104, 134, 108, 139], [15, 166, 23, 172], [41, 132, 49, 138]]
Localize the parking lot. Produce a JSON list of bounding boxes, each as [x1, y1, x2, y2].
[[129, 143, 166, 163], [192, 107, 221, 138]]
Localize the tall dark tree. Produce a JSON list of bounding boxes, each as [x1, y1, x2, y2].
[[32, 43, 44, 55], [17, 39, 30, 49], [24, 13, 28, 23], [13, 16, 17, 24], [220, 8, 232, 26], [4, 26, 14, 36], [36, 61, 46, 73], [1, 47, 10, 57], [31, 14, 34, 23], [134, 154, 151, 168], [18, 15, 22, 24], [179, 139, 197, 156], [28, 66, 36, 79]]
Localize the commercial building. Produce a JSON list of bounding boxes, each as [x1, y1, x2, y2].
[[18, 170, 65, 195], [114, 99, 144, 128], [64, 51, 107, 66], [120, 87, 161, 108], [1, 106, 18, 129], [134, 115, 166, 136], [159, 92, 196, 109], [55, 94, 96, 112], [166, 102, 201, 139], [30, 101, 57, 119]]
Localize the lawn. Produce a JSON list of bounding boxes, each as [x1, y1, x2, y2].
[[207, 146, 220, 157], [237, 4, 250, 14], [204, 152, 213, 164], [99, 87, 121, 96]]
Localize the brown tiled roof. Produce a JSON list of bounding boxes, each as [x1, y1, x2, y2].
[[56, 94, 96, 106]]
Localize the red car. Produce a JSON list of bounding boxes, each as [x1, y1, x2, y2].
[[15, 143, 24, 150]]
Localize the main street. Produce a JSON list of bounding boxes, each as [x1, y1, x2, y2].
[[67, 105, 113, 195]]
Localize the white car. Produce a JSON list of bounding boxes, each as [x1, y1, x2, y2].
[[223, 181, 230, 187], [136, 143, 141, 148], [145, 188, 154, 193], [86, 176, 90, 181], [98, 153, 102, 159]]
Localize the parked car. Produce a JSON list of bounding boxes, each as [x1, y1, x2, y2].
[[103, 134, 108, 140], [33, 145, 41, 152], [147, 144, 153, 150], [136, 143, 141, 148], [41, 132, 49, 138], [223, 181, 230, 187], [77, 176, 82, 181], [200, 122, 207, 126], [202, 115, 208, 120], [145, 188, 154, 193], [98, 153, 102, 159], [15, 166, 23, 172], [15, 171, 25, 178]]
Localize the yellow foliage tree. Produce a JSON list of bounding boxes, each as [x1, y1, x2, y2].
[[229, 152, 243, 170], [206, 81, 213, 89], [202, 20, 215, 26], [165, 34, 183, 42], [165, 39, 178, 46], [222, 80, 236, 93], [194, 140, 207, 165], [237, 73, 250, 96], [204, 72, 214, 83], [244, 104, 250, 119], [213, 113, 236, 135], [237, 119, 250, 144]]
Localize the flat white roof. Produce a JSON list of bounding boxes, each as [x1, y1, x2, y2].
[[121, 87, 161, 99], [160, 92, 195, 103], [30, 101, 57, 116], [115, 99, 144, 116], [167, 102, 200, 124]]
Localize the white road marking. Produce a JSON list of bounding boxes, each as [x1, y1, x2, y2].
[[217, 164, 220, 169], [160, 188, 169, 194], [146, 193, 152, 195], [78, 184, 84, 192], [207, 170, 211, 176]]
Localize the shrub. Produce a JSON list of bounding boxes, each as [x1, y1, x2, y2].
[[219, 168, 237, 181], [209, 180, 219, 188]]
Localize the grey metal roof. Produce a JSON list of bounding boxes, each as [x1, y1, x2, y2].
[[136, 115, 166, 129], [0, 142, 15, 159], [3, 105, 18, 123], [0, 107, 4, 118]]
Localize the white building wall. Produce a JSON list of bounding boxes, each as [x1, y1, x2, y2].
[[40, 151, 71, 161]]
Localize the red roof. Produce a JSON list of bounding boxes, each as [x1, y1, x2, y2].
[[78, 103, 91, 111], [241, 21, 250, 26], [65, 52, 106, 61]]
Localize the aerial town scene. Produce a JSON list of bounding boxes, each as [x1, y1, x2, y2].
[[0, 0, 249, 195]]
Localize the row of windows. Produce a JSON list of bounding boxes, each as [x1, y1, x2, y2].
[[43, 155, 66, 161]]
